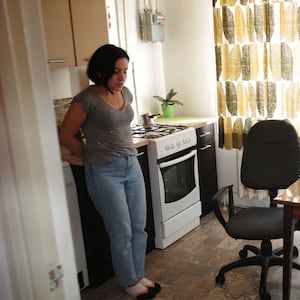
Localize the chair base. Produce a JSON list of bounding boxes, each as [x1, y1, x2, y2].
[[215, 241, 300, 300], [240, 244, 298, 259]]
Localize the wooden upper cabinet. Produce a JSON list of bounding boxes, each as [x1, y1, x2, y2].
[[41, 0, 76, 67], [70, 0, 109, 66], [41, 0, 109, 68]]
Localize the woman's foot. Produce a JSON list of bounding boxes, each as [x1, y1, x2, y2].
[[140, 277, 161, 295], [125, 282, 156, 299]]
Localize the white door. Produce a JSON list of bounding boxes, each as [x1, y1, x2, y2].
[[0, 0, 80, 299]]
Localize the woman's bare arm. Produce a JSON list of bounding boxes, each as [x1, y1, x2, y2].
[[59, 102, 87, 158]]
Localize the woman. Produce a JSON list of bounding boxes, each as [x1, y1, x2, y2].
[[59, 44, 161, 299]]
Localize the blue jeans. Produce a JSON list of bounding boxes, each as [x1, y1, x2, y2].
[[84, 155, 148, 286]]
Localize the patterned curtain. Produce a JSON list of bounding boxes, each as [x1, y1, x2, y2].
[[214, 0, 300, 151], [213, 0, 300, 202]]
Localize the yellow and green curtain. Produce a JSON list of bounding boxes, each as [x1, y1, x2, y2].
[[214, 0, 300, 149]]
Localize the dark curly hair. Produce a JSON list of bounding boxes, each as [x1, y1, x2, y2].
[[87, 44, 129, 92]]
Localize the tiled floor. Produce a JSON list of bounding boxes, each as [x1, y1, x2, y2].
[[81, 212, 300, 300]]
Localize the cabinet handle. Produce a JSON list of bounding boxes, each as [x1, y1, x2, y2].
[[48, 59, 67, 63], [200, 144, 212, 151], [199, 131, 211, 138], [137, 151, 145, 157]]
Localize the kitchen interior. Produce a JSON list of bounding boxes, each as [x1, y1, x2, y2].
[[48, 0, 230, 296], [2, 0, 293, 299], [49, 1, 225, 289], [49, 0, 221, 293]]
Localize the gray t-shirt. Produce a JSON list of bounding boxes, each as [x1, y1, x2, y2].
[[73, 85, 137, 164]]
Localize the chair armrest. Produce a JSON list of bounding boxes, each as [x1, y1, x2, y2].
[[212, 185, 234, 227]]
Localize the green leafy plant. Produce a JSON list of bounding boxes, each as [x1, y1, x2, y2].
[[153, 88, 183, 112]]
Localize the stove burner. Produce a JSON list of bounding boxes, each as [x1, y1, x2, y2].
[[131, 124, 187, 139]]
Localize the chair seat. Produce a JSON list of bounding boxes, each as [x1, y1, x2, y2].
[[225, 207, 284, 240]]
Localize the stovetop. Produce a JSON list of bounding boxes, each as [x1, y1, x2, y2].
[[131, 124, 188, 139]]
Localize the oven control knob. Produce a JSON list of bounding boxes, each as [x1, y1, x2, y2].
[[176, 141, 182, 147], [183, 137, 191, 144], [165, 144, 170, 151]]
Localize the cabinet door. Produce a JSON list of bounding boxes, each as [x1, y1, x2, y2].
[[137, 146, 155, 252], [41, 0, 76, 67], [70, 0, 109, 66], [197, 124, 218, 216]]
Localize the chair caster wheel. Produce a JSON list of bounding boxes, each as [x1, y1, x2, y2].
[[215, 274, 225, 285], [293, 246, 299, 258], [239, 249, 247, 258], [261, 291, 271, 300]]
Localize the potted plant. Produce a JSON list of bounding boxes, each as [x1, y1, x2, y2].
[[153, 88, 183, 118]]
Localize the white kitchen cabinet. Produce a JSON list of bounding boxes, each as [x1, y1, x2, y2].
[[63, 162, 89, 289], [41, 0, 109, 68]]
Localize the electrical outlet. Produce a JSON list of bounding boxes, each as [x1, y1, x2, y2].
[[47, 261, 64, 291]]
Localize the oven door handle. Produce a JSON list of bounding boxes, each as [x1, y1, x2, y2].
[[159, 149, 197, 168]]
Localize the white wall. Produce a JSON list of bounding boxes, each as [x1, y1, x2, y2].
[[110, 0, 218, 119], [160, 0, 217, 117], [159, 0, 236, 190], [121, 0, 166, 120]]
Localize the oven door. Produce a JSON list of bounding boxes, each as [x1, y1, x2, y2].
[[157, 147, 200, 221]]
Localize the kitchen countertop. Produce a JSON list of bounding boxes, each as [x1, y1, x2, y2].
[[133, 117, 217, 148], [155, 116, 216, 129], [133, 137, 149, 148]]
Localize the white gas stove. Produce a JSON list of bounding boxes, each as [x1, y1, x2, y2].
[[132, 124, 201, 249]]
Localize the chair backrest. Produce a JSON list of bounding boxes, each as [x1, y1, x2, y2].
[[241, 119, 299, 191]]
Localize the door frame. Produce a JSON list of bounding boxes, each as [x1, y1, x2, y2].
[[0, 0, 80, 299]]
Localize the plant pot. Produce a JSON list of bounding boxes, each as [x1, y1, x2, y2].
[[162, 104, 175, 118]]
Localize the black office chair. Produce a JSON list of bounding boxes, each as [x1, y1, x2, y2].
[[212, 119, 300, 300]]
